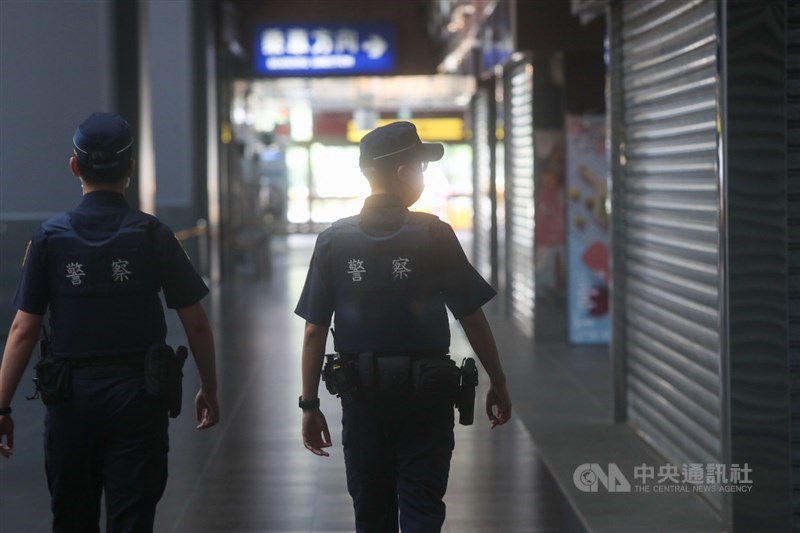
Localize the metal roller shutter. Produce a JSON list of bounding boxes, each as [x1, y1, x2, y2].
[[613, 0, 723, 507], [503, 57, 535, 337], [472, 87, 493, 281], [788, 1, 800, 524]]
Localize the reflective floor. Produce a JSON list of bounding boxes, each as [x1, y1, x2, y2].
[[0, 235, 584, 532]]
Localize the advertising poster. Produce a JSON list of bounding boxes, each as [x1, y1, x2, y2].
[[566, 115, 609, 344], [533, 129, 568, 340]]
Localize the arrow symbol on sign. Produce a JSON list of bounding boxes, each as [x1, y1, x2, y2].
[[362, 34, 388, 59]]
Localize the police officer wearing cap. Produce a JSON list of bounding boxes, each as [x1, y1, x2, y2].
[[0, 112, 220, 532], [296, 121, 512, 532]]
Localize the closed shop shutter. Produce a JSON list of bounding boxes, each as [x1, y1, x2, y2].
[[472, 87, 494, 282], [788, 0, 800, 524], [611, 0, 723, 508], [503, 57, 535, 337]]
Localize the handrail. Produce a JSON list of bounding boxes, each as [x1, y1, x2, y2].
[[175, 220, 208, 241], [174, 219, 209, 279]]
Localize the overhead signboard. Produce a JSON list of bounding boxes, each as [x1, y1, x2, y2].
[[254, 23, 396, 76]]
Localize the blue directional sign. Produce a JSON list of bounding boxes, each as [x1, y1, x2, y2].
[[253, 23, 396, 76]]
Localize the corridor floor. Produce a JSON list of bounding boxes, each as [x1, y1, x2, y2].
[[0, 235, 585, 533]]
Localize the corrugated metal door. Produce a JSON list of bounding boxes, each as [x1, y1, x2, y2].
[[788, 1, 800, 525], [472, 87, 494, 281], [612, 0, 723, 505], [504, 57, 535, 337]]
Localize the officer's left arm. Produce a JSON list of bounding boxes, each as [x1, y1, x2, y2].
[[0, 310, 43, 457], [177, 302, 219, 430], [154, 225, 218, 429], [458, 308, 512, 429]]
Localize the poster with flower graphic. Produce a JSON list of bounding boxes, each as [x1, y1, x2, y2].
[[566, 115, 609, 344]]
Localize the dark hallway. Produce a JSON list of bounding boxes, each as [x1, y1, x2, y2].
[[0, 235, 585, 532]]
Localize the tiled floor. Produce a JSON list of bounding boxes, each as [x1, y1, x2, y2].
[[0, 235, 585, 532]]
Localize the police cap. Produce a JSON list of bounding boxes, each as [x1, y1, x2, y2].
[[72, 112, 134, 171], [359, 121, 444, 172]]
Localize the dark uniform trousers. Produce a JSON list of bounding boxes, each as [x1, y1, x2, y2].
[[342, 394, 455, 533], [44, 373, 169, 533]]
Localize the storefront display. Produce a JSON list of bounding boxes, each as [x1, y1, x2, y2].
[[565, 115, 609, 344]]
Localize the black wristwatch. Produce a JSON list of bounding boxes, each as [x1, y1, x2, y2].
[[0, 406, 11, 416], [298, 396, 320, 411]]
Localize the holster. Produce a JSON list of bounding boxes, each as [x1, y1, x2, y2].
[[322, 353, 359, 406], [32, 354, 71, 406], [144, 344, 188, 418], [456, 358, 478, 426], [169, 347, 189, 418]]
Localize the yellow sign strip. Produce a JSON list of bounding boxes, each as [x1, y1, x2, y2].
[[347, 118, 465, 143]]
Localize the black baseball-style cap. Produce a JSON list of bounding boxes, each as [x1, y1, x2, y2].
[[72, 112, 134, 171], [359, 121, 444, 171]]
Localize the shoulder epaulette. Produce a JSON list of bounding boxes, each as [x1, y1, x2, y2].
[[40, 213, 72, 234], [331, 215, 360, 229], [121, 210, 159, 229], [407, 211, 440, 225]]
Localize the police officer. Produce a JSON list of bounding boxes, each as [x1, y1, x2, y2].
[[296, 121, 512, 532], [0, 112, 220, 532]]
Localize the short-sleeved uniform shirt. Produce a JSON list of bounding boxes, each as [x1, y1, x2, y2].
[[14, 191, 208, 357], [295, 193, 496, 354]]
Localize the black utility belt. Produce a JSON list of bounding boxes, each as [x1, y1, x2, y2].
[[65, 353, 147, 378], [324, 351, 458, 399], [29, 342, 189, 418], [339, 350, 448, 361], [363, 353, 455, 397], [322, 351, 479, 424]]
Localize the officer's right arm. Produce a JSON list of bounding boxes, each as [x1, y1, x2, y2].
[[1, 234, 49, 457], [295, 232, 334, 456], [301, 321, 332, 457], [0, 310, 43, 457]]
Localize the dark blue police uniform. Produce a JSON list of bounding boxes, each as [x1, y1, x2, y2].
[[295, 193, 496, 532], [14, 190, 208, 532]]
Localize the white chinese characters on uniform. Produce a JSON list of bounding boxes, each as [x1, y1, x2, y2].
[[112, 259, 132, 282], [347, 259, 366, 282], [392, 257, 412, 279], [66, 262, 86, 285]]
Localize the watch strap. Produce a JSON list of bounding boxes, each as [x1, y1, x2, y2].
[[298, 396, 320, 411], [0, 406, 11, 416]]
